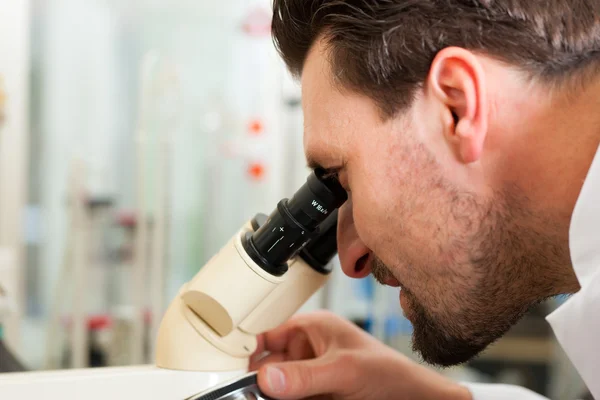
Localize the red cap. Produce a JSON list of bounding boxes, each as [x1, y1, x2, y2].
[[117, 211, 137, 228], [88, 315, 112, 331]]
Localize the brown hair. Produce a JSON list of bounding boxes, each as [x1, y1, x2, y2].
[[271, 0, 600, 117]]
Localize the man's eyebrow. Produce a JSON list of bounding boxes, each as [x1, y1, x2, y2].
[[306, 156, 343, 181], [306, 155, 324, 171]]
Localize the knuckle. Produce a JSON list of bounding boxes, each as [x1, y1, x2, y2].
[[290, 310, 334, 333], [293, 309, 334, 326], [308, 310, 344, 328], [335, 350, 360, 371]]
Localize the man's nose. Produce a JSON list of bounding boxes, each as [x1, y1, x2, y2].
[[336, 200, 371, 279]]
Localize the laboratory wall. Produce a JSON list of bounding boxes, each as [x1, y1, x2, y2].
[[0, 0, 31, 356]]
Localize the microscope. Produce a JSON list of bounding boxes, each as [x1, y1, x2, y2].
[[0, 168, 347, 399], [156, 167, 347, 398]]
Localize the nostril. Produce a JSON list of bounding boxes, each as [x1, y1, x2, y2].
[[355, 254, 369, 273]]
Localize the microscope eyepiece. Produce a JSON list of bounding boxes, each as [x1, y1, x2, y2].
[[243, 168, 347, 276], [299, 208, 338, 274], [285, 168, 347, 229]]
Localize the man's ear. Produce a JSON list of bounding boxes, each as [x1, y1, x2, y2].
[[427, 47, 488, 164]]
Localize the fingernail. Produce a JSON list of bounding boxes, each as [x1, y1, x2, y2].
[[266, 366, 286, 394]]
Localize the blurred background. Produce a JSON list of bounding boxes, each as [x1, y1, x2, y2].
[[0, 0, 590, 398]]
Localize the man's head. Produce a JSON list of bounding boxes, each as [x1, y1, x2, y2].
[[272, 0, 600, 366]]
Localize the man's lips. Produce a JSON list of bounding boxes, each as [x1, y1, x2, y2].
[[365, 253, 402, 287], [384, 276, 401, 287]]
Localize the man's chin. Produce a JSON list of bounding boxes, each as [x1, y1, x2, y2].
[[399, 289, 411, 318], [411, 329, 490, 367], [403, 291, 492, 367]]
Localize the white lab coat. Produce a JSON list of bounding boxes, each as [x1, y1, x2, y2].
[[465, 144, 600, 400]]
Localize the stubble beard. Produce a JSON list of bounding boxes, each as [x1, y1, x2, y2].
[[368, 189, 569, 367]]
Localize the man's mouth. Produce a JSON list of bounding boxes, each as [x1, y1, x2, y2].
[[368, 254, 403, 288], [384, 276, 401, 287]]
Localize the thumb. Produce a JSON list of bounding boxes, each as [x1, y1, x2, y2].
[[257, 357, 344, 399]]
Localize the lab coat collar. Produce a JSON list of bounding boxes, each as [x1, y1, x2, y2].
[[566, 144, 600, 286], [546, 143, 600, 398]]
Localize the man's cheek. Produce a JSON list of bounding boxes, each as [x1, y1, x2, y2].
[[350, 191, 388, 251]]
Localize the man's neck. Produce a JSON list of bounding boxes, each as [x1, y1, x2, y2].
[[546, 77, 600, 293], [550, 78, 600, 214], [503, 74, 600, 294]]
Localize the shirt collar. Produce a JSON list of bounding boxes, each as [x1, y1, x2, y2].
[[568, 143, 600, 287]]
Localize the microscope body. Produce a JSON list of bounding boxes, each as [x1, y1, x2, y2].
[[155, 222, 330, 372], [156, 168, 346, 373]]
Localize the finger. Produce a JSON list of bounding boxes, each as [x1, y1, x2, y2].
[[257, 356, 346, 399], [261, 322, 303, 354], [250, 326, 299, 364], [250, 334, 269, 365], [287, 329, 315, 361], [253, 332, 266, 355], [248, 352, 287, 371], [250, 332, 315, 371]]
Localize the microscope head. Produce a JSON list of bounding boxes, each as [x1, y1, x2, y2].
[[155, 169, 347, 372], [243, 167, 346, 276]]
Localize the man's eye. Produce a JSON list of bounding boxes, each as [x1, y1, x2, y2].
[[320, 169, 350, 193], [322, 170, 339, 180]]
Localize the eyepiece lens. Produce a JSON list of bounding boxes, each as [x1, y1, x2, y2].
[[244, 169, 347, 274], [299, 209, 339, 273]]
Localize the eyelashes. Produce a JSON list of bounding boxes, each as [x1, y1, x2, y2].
[[321, 170, 340, 181], [323, 170, 351, 193]]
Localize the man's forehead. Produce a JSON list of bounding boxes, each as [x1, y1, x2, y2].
[[300, 39, 360, 170], [305, 148, 334, 170], [301, 89, 353, 171]]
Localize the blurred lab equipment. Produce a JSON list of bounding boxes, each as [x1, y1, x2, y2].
[[43, 51, 181, 370], [0, 67, 27, 375], [0, 280, 26, 372], [44, 158, 122, 369], [0, 0, 30, 358], [0, 70, 25, 374], [21, 0, 303, 371], [0, 76, 6, 125], [130, 50, 181, 365], [0, 168, 347, 398]]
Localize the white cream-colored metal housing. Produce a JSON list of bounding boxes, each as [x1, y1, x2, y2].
[[156, 223, 282, 371], [181, 228, 285, 337], [156, 220, 331, 372], [240, 257, 330, 334]]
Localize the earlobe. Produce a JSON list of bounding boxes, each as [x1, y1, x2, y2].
[[428, 47, 488, 164], [455, 119, 485, 163]]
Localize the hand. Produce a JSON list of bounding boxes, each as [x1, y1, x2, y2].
[[249, 310, 471, 400]]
